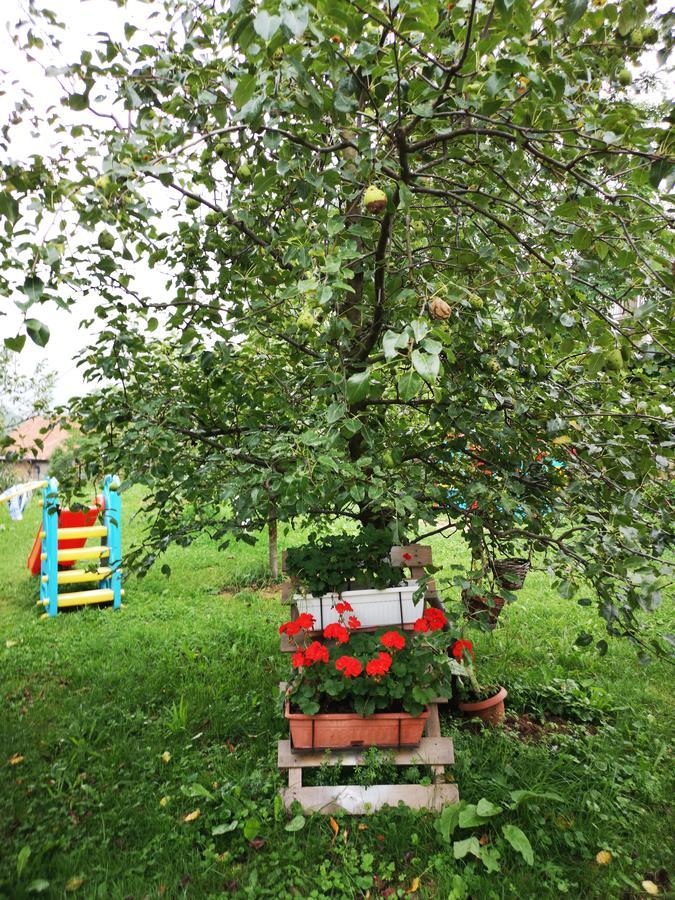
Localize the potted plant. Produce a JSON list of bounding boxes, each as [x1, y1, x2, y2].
[[454, 642, 507, 726], [281, 604, 466, 750], [285, 527, 422, 630]]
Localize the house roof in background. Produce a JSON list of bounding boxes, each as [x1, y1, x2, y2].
[[5, 415, 71, 461]]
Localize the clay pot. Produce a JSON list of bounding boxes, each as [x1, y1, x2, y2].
[[285, 702, 429, 751], [458, 687, 507, 726]]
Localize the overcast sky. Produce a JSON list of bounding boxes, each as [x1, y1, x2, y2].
[[1, 0, 672, 411]]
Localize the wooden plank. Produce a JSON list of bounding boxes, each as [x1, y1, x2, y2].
[[390, 545, 432, 568], [281, 549, 287, 573], [280, 580, 295, 602], [277, 736, 454, 769], [288, 768, 302, 789], [425, 703, 441, 738], [281, 782, 459, 814]]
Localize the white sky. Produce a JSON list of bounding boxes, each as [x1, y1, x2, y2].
[[1, 0, 672, 409]]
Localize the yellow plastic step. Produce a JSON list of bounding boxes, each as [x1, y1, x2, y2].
[[56, 588, 115, 607], [41, 567, 113, 586], [41, 546, 110, 563], [39, 525, 108, 540]]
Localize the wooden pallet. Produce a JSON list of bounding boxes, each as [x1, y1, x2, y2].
[[278, 701, 458, 814], [277, 544, 458, 814]]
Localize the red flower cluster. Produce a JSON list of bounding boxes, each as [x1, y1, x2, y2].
[[402, 551, 412, 561], [279, 612, 316, 637], [452, 639, 474, 660], [413, 607, 447, 633], [291, 640, 329, 669], [347, 615, 362, 630], [324, 622, 350, 644], [380, 630, 406, 651], [335, 655, 362, 678], [335, 600, 353, 614], [366, 651, 392, 678]]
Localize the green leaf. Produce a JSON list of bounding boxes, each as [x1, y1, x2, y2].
[[410, 319, 429, 343], [398, 370, 423, 401], [212, 820, 238, 835], [16, 846, 31, 878], [411, 349, 440, 382], [437, 803, 461, 841], [253, 11, 281, 41], [285, 814, 306, 832], [563, 0, 587, 27], [27, 881, 50, 894], [453, 836, 481, 859], [233, 74, 257, 109], [458, 805, 485, 828], [282, 7, 308, 37], [0, 191, 19, 224], [476, 798, 503, 817], [4, 335, 26, 352], [22, 276, 44, 302], [346, 370, 372, 403], [67, 92, 89, 111], [383, 329, 407, 360], [478, 845, 502, 873], [501, 824, 533, 865], [243, 817, 261, 840], [25, 319, 50, 347]]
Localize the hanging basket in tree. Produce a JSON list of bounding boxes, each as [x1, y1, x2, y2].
[[491, 558, 530, 591]]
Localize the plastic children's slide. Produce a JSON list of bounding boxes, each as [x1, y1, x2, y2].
[[27, 502, 103, 575]]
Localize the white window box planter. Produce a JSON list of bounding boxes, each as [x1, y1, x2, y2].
[[293, 582, 422, 631]]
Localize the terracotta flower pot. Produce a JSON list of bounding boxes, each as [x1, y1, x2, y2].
[[285, 702, 429, 751], [458, 687, 507, 726]]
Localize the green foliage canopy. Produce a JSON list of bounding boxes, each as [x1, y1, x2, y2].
[[1, 0, 673, 651]]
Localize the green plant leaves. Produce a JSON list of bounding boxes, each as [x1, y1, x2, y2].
[[25, 319, 50, 347], [253, 11, 281, 41], [501, 824, 534, 865], [397, 370, 423, 401], [453, 836, 481, 860], [563, 0, 588, 28], [285, 814, 306, 832], [411, 349, 440, 382], [345, 370, 372, 403]]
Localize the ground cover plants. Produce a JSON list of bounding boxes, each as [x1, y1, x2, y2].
[[0, 490, 672, 898]]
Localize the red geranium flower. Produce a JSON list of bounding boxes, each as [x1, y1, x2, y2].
[[324, 622, 350, 644], [347, 616, 362, 630], [424, 608, 447, 632], [291, 650, 306, 669], [335, 655, 362, 678], [304, 641, 329, 665], [413, 617, 429, 633], [452, 639, 474, 660], [366, 651, 392, 677], [295, 612, 316, 631], [279, 620, 301, 636], [335, 601, 353, 614], [380, 630, 406, 651]]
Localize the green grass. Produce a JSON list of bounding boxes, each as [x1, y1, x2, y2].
[[0, 488, 672, 899]]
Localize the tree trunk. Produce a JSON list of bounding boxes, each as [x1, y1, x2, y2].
[[268, 503, 278, 579]]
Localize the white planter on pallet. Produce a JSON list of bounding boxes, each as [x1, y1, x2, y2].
[[293, 582, 422, 631]]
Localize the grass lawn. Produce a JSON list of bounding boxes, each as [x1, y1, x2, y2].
[[0, 487, 672, 899]]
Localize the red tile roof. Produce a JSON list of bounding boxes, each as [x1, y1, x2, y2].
[[5, 416, 71, 461]]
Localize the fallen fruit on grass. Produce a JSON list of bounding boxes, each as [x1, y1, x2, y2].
[[595, 850, 612, 865], [183, 809, 201, 822], [161, 751, 171, 764], [363, 185, 387, 214]]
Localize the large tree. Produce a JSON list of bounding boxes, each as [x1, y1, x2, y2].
[[2, 0, 673, 651]]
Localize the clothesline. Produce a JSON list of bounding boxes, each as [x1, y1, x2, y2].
[[0, 481, 48, 505]]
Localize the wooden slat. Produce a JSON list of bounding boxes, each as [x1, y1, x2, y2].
[[288, 768, 302, 789], [280, 782, 459, 814], [390, 545, 432, 568], [279, 621, 419, 653], [278, 736, 454, 769]]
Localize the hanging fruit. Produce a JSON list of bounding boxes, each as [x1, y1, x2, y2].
[[363, 185, 387, 214], [429, 297, 452, 320]]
